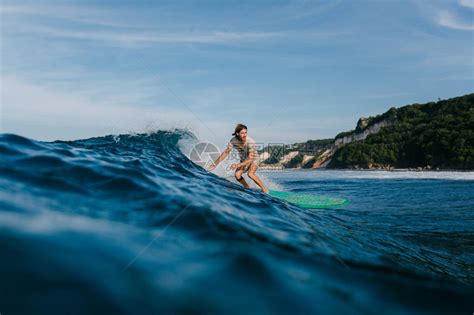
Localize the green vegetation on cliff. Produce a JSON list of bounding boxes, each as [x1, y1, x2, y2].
[[284, 153, 304, 168], [330, 94, 474, 169], [260, 138, 333, 165]]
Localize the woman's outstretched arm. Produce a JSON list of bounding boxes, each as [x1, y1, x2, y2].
[[207, 147, 232, 171]]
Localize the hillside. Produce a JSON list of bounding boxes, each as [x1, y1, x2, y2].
[[330, 93, 474, 169], [259, 93, 474, 170]]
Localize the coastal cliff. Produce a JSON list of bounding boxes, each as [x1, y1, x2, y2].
[[259, 93, 474, 170], [334, 118, 393, 147]]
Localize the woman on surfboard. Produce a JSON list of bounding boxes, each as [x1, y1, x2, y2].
[[208, 123, 269, 193]]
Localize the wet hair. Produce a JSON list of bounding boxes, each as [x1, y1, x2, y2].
[[232, 123, 247, 137]]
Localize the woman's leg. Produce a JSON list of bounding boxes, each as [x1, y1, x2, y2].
[[247, 165, 269, 193], [235, 166, 250, 188]]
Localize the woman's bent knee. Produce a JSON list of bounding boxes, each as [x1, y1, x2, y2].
[[235, 172, 243, 180]]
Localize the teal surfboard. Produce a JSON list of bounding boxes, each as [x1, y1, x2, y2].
[[268, 190, 349, 209]]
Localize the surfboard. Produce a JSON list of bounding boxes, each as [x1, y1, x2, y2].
[[268, 190, 349, 209]]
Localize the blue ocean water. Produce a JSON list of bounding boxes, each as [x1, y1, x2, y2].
[[0, 131, 473, 315]]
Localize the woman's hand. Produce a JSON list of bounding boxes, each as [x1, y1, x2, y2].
[[207, 163, 216, 171], [229, 163, 241, 170]]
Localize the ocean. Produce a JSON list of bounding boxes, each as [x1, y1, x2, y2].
[[0, 130, 472, 314]]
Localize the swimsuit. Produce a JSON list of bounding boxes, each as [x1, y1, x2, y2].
[[226, 136, 259, 173]]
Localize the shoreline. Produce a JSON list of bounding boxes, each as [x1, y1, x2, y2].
[[258, 167, 474, 172]]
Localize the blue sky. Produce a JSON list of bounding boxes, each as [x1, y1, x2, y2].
[[1, 0, 473, 148]]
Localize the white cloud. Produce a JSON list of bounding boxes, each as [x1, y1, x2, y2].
[[438, 10, 474, 31], [1, 2, 348, 49], [0, 75, 200, 141], [8, 23, 345, 49], [17, 25, 283, 47], [459, 0, 474, 9], [1, 3, 284, 47]]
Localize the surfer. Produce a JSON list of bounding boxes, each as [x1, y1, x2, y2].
[[207, 123, 269, 193]]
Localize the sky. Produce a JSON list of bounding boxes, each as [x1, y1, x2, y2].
[[1, 0, 473, 149]]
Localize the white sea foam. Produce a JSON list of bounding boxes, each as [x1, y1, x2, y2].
[[260, 169, 474, 181]]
